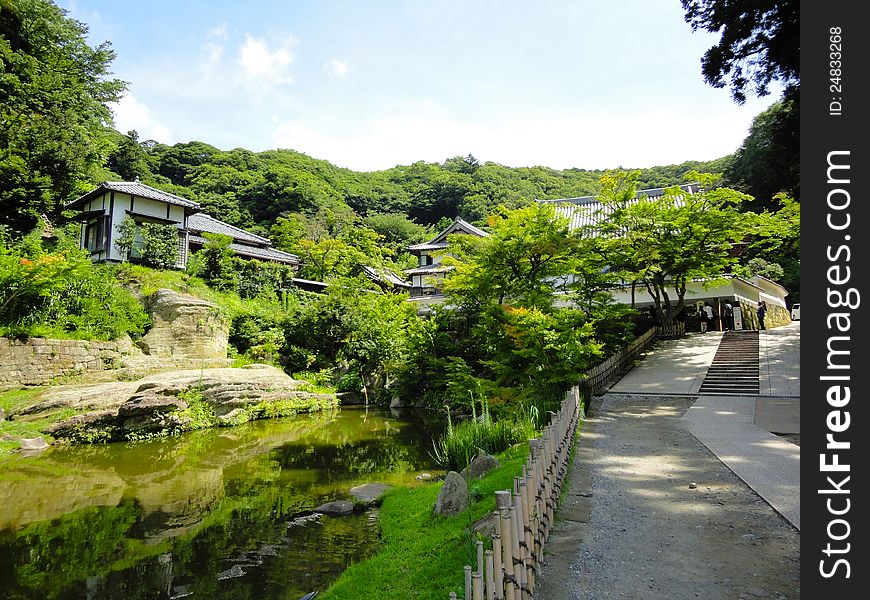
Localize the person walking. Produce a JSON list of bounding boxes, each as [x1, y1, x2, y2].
[[757, 301, 767, 330], [723, 300, 734, 330], [703, 302, 715, 333]]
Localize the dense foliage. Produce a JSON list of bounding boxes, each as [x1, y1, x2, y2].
[[97, 129, 726, 236], [680, 0, 798, 104], [0, 0, 125, 235], [0, 227, 148, 340]]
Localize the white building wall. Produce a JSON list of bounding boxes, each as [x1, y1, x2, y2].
[[107, 194, 185, 263]]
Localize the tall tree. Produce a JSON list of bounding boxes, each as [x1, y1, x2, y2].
[[680, 0, 798, 104], [445, 203, 579, 311], [725, 97, 799, 208], [0, 0, 126, 235], [596, 171, 764, 326]]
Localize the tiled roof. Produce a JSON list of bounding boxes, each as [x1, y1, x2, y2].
[[406, 242, 449, 252], [187, 213, 270, 246], [67, 181, 200, 210], [404, 265, 453, 276], [538, 184, 699, 231], [230, 243, 301, 265], [362, 265, 411, 288], [408, 217, 489, 253], [429, 217, 489, 244], [188, 235, 301, 265]]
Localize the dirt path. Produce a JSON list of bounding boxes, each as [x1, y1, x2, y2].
[[533, 393, 800, 600]]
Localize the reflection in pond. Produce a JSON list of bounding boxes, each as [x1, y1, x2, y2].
[[0, 407, 444, 599]]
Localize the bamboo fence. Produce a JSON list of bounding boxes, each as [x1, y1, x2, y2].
[[449, 326, 662, 599]]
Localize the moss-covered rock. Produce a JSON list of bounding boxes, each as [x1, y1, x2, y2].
[[19, 364, 338, 443]]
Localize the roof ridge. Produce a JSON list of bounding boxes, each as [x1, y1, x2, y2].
[[188, 212, 271, 245]]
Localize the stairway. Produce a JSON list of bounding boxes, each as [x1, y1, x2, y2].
[[699, 331, 760, 395]]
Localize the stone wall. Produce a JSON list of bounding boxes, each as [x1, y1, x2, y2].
[[0, 336, 139, 386]]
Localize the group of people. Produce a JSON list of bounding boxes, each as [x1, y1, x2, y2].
[[698, 299, 767, 332], [699, 300, 735, 332]]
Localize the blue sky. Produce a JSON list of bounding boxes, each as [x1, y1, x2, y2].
[[60, 0, 781, 172]]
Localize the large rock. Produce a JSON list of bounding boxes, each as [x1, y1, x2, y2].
[[433, 471, 468, 516], [137, 289, 228, 359], [460, 452, 500, 480], [35, 365, 338, 443], [349, 483, 391, 507]]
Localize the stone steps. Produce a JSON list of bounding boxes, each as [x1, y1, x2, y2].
[[699, 331, 760, 396]]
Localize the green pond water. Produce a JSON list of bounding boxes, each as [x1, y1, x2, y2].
[[0, 407, 445, 600]]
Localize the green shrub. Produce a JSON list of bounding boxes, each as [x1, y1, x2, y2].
[[431, 399, 537, 471], [114, 216, 179, 269], [0, 235, 149, 340]]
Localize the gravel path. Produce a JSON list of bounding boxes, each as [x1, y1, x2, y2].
[[533, 393, 800, 600]]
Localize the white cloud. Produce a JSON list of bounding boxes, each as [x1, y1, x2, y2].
[[209, 23, 229, 40], [324, 59, 350, 78], [109, 94, 172, 143], [201, 42, 224, 70], [269, 98, 773, 172], [238, 34, 295, 84]]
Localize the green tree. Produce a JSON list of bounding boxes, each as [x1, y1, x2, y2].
[[138, 223, 179, 269], [0, 0, 126, 235], [425, 203, 605, 410], [362, 212, 429, 254], [0, 229, 148, 340], [114, 216, 179, 269], [725, 98, 799, 208], [292, 238, 366, 282], [680, 0, 798, 104], [444, 203, 578, 310], [194, 233, 237, 291], [596, 170, 763, 326], [105, 130, 154, 182], [284, 278, 425, 399]]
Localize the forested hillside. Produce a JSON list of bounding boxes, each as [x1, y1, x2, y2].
[[97, 129, 729, 235]]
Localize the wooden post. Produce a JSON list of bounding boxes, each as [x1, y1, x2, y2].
[[477, 540, 484, 581], [485, 549, 496, 600], [473, 570, 484, 600], [465, 565, 473, 600], [500, 508, 516, 600], [492, 535, 504, 600], [509, 506, 524, 598]]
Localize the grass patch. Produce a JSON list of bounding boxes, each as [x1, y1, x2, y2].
[[319, 443, 530, 600], [0, 387, 67, 454], [0, 387, 46, 414]]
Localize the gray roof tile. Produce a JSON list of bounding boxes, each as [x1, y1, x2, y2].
[[187, 213, 270, 245], [67, 181, 200, 210]]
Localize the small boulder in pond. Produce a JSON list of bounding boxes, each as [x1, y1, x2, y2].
[[349, 483, 391, 506], [313, 500, 355, 516], [433, 471, 468, 516]]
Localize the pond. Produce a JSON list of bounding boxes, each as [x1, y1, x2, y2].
[[0, 407, 445, 600]]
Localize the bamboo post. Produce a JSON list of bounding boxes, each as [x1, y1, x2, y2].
[[485, 549, 496, 600], [473, 570, 484, 600], [492, 535, 504, 600], [509, 506, 524, 598], [477, 540, 484, 580], [513, 494, 531, 597], [500, 508, 516, 600], [465, 565, 473, 600]]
